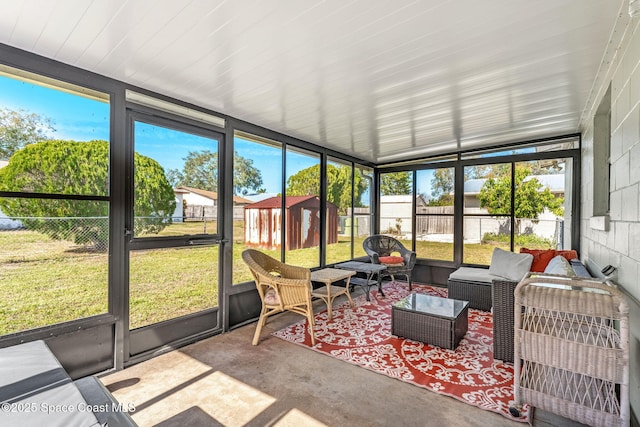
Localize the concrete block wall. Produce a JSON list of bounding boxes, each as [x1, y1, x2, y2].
[[581, 12, 640, 419]]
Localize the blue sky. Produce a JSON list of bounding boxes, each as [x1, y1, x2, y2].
[[1, 75, 109, 142], [2, 73, 548, 200], [0, 74, 356, 196]]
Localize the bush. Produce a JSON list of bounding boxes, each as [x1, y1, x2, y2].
[[0, 140, 175, 250], [481, 232, 555, 248]]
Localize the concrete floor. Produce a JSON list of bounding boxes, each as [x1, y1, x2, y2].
[[101, 288, 529, 427]]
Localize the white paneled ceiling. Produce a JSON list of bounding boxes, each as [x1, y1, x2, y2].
[[0, 0, 626, 163]]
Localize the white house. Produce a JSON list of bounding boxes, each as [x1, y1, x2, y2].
[[463, 174, 566, 243], [463, 174, 565, 208], [173, 186, 253, 221]]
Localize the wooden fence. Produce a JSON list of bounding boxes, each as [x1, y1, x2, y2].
[[415, 206, 454, 234]]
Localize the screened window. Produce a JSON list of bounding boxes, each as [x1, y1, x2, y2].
[[463, 158, 571, 265], [354, 165, 373, 258], [233, 132, 283, 283], [285, 147, 321, 268], [463, 163, 512, 264], [460, 136, 579, 160], [377, 135, 578, 267], [0, 66, 110, 335], [593, 85, 611, 217], [134, 121, 219, 237], [326, 157, 353, 264], [416, 168, 454, 261], [379, 171, 413, 250], [514, 159, 569, 251]]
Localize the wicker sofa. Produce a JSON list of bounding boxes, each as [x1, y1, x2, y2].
[[447, 247, 537, 312], [447, 267, 497, 312], [447, 251, 591, 362], [492, 259, 591, 362]]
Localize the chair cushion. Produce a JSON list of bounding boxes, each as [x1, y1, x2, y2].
[[263, 288, 280, 305], [544, 255, 576, 276], [520, 248, 556, 272], [448, 267, 505, 284], [489, 247, 533, 282], [379, 255, 404, 266]]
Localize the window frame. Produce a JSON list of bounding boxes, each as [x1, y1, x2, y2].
[[0, 65, 113, 336], [375, 134, 582, 267]]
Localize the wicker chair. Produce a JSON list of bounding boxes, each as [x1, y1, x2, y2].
[[363, 235, 416, 290], [242, 249, 316, 345]]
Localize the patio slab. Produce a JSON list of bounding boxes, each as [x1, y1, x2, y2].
[[100, 285, 581, 427]]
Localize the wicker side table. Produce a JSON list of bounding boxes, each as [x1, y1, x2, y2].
[[513, 273, 629, 427], [310, 268, 355, 321], [392, 293, 469, 350]]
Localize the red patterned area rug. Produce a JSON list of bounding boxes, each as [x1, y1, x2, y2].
[[272, 281, 529, 422]]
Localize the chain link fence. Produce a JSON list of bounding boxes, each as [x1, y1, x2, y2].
[[0, 217, 109, 262]]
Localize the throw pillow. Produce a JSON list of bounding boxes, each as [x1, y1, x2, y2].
[[544, 255, 576, 276], [555, 249, 579, 261], [263, 288, 280, 305], [379, 255, 404, 266], [489, 247, 534, 281], [520, 248, 556, 272]]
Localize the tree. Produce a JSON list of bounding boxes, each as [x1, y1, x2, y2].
[[431, 168, 454, 198], [427, 166, 508, 206], [429, 168, 454, 206], [285, 164, 367, 214], [528, 159, 564, 175], [477, 164, 564, 231], [286, 165, 320, 198], [0, 140, 175, 249], [464, 163, 512, 180], [167, 150, 216, 190], [327, 165, 367, 214], [167, 150, 264, 195], [380, 172, 411, 195], [0, 108, 55, 160], [234, 154, 265, 195]]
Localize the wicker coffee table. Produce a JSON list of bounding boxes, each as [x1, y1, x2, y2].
[[391, 293, 469, 350]]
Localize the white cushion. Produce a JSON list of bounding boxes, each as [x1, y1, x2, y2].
[[544, 255, 576, 276], [489, 247, 533, 282], [448, 267, 504, 284]]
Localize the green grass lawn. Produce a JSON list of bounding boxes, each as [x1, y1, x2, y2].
[[0, 229, 109, 334], [0, 222, 513, 335]]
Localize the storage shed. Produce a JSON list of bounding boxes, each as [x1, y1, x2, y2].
[[244, 196, 338, 250]]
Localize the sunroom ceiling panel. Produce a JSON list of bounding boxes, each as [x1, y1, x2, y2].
[[31, 2, 94, 55], [0, 2, 23, 43], [3, 1, 58, 52], [48, 1, 128, 66], [0, 0, 624, 164]]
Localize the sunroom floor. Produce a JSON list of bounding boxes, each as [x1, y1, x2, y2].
[[101, 285, 584, 427]]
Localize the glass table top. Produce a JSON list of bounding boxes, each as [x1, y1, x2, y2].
[[393, 293, 469, 320], [334, 261, 387, 272]]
